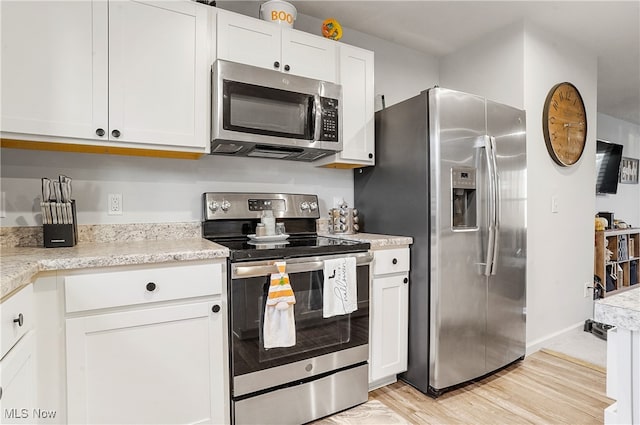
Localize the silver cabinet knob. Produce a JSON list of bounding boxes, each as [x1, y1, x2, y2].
[[208, 201, 219, 212], [220, 200, 231, 211]]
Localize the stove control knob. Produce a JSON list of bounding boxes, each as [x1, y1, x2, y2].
[[339, 224, 346, 231], [220, 200, 231, 212], [309, 201, 318, 211], [353, 224, 359, 231], [339, 216, 347, 224], [352, 208, 358, 216], [208, 201, 219, 212], [353, 216, 359, 223], [300, 201, 310, 211]]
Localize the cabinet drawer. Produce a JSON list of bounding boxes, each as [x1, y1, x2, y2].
[[373, 248, 410, 276], [1, 284, 34, 359], [65, 262, 223, 313]]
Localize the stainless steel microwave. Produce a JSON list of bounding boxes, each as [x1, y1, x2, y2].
[[211, 60, 342, 162]]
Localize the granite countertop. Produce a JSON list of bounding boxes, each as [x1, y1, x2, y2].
[[319, 232, 413, 249], [1, 238, 229, 301], [594, 286, 640, 332], [1, 227, 411, 302]]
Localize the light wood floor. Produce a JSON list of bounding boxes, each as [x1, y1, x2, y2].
[[370, 350, 613, 424]]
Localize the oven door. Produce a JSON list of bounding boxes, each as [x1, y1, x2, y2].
[[229, 252, 372, 397]]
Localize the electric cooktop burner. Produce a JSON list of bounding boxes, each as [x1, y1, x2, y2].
[[201, 192, 370, 262]]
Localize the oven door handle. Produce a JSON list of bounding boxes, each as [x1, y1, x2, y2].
[[232, 252, 374, 279]]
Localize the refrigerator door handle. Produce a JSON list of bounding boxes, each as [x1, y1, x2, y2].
[[489, 136, 500, 275], [484, 135, 497, 276]]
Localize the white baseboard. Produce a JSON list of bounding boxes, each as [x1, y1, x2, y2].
[[525, 320, 587, 356]]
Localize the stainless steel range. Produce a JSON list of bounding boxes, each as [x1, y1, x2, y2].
[[202, 192, 372, 425]]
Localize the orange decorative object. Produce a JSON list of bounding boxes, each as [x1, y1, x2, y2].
[[322, 18, 343, 40]]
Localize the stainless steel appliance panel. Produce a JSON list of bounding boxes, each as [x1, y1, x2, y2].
[[428, 88, 488, 390], [233, 364, 368, 425], [485, 101, 527, 372], [354, 87, 526, 396], [354, 93, 430, 391], [211, 60, 343, 161]]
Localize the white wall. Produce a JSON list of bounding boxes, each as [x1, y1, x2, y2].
[[0, 6, 438, 227], [0, 149, 353, 225], [523, 21, 598, 347], [439, 20, 598, 348], [596, 113, 640, 227], [440, 22, 525, 109]]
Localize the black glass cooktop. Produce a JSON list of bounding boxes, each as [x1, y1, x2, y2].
[[208, 236, 370, 261]]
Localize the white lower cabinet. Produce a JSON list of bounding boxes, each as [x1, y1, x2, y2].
[[369, 248, 409, 389], [66, 301, 224, 424], [63, 261, 228, 424], [0, 331, 37, 425], [0, 284, 37, 425]]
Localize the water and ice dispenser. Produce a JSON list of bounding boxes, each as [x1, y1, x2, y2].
[[451, 167, 477, 229]]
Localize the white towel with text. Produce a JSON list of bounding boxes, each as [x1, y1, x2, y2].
[[323, 257, 357, 318]]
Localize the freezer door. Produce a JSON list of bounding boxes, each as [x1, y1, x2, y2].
[[485, 101, 527, 372], [428, 88, 489, 391]]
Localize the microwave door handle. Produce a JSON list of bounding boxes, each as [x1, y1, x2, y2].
[[312, 94, 322, 141]]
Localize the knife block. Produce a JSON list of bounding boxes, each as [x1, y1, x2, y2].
[[44, 200, 77, 248]]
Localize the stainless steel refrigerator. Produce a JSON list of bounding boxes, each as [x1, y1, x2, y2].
[[354, 87, 526, 396]]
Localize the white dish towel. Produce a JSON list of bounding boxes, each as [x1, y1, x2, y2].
[[323, 257, 358, 318]]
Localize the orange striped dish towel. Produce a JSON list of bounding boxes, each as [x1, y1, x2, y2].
[[266, 261, 296, 310], [264, 261, 296, 348]]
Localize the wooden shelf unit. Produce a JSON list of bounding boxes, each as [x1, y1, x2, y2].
[[594, 228, 640, 296]]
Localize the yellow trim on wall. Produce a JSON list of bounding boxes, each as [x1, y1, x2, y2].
[[0, 138, 204, 160]]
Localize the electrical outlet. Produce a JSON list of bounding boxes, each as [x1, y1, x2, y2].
[[584, 281, 592, 298], [108, 193, 123, 215]]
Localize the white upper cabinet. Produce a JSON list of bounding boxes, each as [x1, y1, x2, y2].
[[280, 30, 337, 82], [216, 9, 337, 83], [0, 1, 104, 141], [107, 1, 208, 149], [316, 43, 375, 168], [1, 0, 209, 153]]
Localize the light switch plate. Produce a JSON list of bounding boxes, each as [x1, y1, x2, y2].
[[551, 195, 559, 213]]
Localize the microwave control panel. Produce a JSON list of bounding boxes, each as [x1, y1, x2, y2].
[[319, 97, 339, 142]]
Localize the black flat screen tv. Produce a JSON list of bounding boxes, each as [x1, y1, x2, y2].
[[596, 140, 624, 194]]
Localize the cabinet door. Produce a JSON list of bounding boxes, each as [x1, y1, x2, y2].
[[0, 1, 108, 140], [66, 300, 226, 424], [337, 45, 375, 162], [0, 331, 37, 425], [281, 29, 337, 82], [216, 10, 281, 71], [369, 274, 408, 382], [108, 0, 208, 149], [315, 44, 374, 168]]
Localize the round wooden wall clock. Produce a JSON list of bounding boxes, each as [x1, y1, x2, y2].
[[542, 82, 587, 167]]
